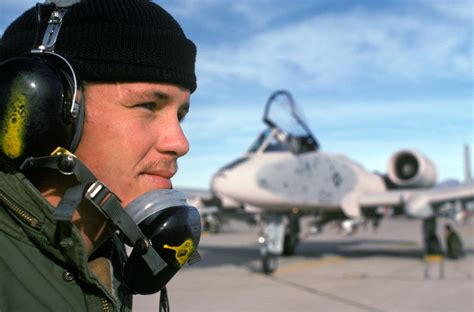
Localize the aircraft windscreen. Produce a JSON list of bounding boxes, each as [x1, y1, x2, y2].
[[264, 91, 309, 137], [263, 90, 319, 153], [247, 128, 287, 153], [248, 129, 271, 153]]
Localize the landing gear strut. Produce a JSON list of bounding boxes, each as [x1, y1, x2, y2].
[[283, 214, 300, 255], [422, 217, 442, 255], [259, 214, 300, 274]]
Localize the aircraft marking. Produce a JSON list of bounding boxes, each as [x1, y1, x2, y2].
[[256, 153, 357, 203], [332, 172, 343, 187]]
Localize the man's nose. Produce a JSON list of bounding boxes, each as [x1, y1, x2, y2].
[[157, 117, 190, 157]]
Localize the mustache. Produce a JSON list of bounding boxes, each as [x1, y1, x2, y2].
[[142, 158, 178, 176]]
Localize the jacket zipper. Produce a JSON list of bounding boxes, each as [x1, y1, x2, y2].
[[101, 297, 110, 312], [0, 190, 41, 230], [1, 190, 115, 311]]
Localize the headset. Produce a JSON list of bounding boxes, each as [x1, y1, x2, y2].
[[0, 2, 84, 168]]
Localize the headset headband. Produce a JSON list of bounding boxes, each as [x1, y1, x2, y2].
[[33, 6, 67, 53]]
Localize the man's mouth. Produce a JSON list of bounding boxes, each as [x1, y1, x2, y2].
[[140, 170, 175, 189]]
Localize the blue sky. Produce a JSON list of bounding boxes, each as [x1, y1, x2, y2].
[[1, 0, 473, 189]]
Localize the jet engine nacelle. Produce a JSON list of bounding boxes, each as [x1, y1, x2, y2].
[[386, 149, 437, 188]]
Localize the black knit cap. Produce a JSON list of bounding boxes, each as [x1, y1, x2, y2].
[[0, 0, 197, 92]]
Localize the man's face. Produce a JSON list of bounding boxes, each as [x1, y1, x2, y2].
[[75, 82, 190, 207]]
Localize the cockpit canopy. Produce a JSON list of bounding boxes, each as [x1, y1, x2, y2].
[[248, 90, 319, 155]]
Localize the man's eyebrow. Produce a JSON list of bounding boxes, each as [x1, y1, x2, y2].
[[147, 90, 170, 101]]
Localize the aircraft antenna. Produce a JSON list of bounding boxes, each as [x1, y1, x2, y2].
[[464, 144, 472, 183]]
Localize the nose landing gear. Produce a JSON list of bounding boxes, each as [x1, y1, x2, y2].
[[259, 214, 300, 274]]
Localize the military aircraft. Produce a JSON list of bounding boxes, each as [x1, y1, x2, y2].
[[190, 90, 474, 273]]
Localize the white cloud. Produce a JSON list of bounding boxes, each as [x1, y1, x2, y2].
[[196, 7, 472, 91], [302, 98, 471, 124], [228, 0, 307, 29], [421, 0, 473, 21], [162, 0, 313, 31], [185, 96, 471, 137], [160, 0, 219, 18]]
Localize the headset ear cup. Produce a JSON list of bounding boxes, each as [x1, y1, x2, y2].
[[123, 206, 201, 294], [0, 55, 76, 167]]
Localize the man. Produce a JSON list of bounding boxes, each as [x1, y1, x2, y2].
[[0, 0, 198, 311], [444, 224, 465, 260]]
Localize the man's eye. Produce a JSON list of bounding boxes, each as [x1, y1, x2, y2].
[[136, 102, 157, 111]]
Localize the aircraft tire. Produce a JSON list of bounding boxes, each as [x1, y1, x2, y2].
[[204, 214, 221, 234], [208, 220, 220, 234]]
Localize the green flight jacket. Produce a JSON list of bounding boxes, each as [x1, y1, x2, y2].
[[0, 170, 131, 311]]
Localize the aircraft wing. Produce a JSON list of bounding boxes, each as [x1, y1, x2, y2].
[[174, 186, 221, 212], [175, 187, 214, 201], [358, 183, 474, 219], [175, 186, 229, 233]]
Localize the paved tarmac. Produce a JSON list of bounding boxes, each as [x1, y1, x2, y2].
[[134, 217, 474, 312]]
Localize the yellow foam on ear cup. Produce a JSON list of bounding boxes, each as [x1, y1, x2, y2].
[[163, 239, 195, 267], [0, 77, 28, 159]]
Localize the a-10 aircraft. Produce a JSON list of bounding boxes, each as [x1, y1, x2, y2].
[[188, 90, 474, 274]]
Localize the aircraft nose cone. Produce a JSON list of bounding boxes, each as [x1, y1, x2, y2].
[[211, 169, 245, 208], [211, 157, 250, 196], [211, 170, 232, 196], [210, 171, 224, 194]]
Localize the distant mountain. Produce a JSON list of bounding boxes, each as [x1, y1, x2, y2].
[[436, 179, 461, 188]]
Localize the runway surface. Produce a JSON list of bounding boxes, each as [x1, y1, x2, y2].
[[134, 217, 474, 312]]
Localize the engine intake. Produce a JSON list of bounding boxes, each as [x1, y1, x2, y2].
[[386, 149, 437, 188]]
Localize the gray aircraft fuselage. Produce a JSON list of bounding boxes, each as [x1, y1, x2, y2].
[[212, 150, 386, 217]]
